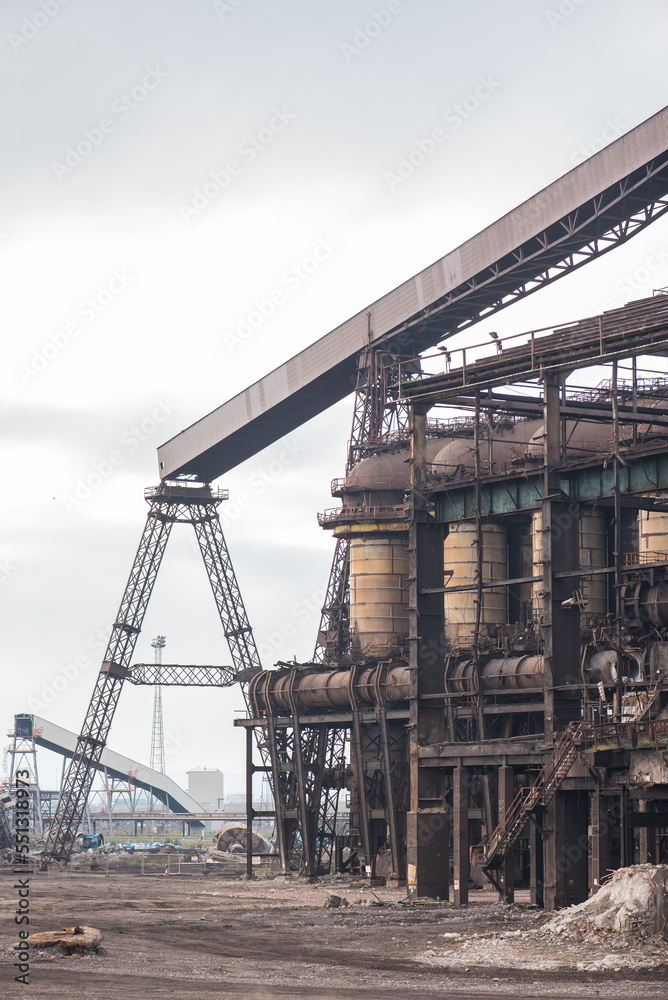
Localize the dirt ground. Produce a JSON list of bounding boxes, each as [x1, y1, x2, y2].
[[1, 871, 667, 1000]]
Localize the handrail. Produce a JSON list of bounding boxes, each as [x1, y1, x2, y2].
[[317, 504, 408, 526], [484, 718, 668, 871]]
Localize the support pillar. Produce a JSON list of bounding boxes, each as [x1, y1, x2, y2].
[[497, 765, 515, 904], [530, 811, 544, 906], [541, 373, 580, 742], [407, 404, 449, 899], [453, 767, 469, 906], [246, 727, 254, 879], [638, 800, 657, 864], [590, 788, 609, 893], [544, 797, 558, 910]]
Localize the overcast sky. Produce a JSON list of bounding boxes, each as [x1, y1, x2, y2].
[[3, 0, 668, 794]]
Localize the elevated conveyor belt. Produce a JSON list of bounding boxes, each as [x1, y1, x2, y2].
[[158, 107, 668, 481], [28, 714, 204, 823]]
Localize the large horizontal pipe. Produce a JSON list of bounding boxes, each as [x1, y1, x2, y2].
[[249, 663, 410, 714], [448, 656, 545, 693]]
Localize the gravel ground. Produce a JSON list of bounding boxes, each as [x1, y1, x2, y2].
[[1, 871, 667, 999]]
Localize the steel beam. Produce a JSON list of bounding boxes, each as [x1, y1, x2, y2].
[[158, 108, 668, 481]]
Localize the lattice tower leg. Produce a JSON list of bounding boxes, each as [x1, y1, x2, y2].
[[40, 501, 173, 865], [313, 537, 350, 663]]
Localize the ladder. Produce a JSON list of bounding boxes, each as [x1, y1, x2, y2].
[[483, 722, 585, 871]]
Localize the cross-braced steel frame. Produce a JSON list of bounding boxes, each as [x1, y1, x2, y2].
[[308, 346, 416, 870], [41, 482, 262, 866]]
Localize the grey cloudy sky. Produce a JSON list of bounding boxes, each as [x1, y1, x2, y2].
[[3, 0, 668, 791]]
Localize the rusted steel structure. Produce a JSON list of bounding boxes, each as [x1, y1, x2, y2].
[[44, 109, 668, 897], [41, 483, 264, 865]]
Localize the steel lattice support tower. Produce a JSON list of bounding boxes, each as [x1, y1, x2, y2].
[[314, 347, 417, 665], [307, 346, 418, 871], [6, 717, 44, 835], [41, 482, 263, 866], [149, 635, 166, 775]]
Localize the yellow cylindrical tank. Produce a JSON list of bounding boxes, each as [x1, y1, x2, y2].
[[349, 536, 409, 652], [443, 523, 507, 643], [532, 508, 607, 616], [638, 510, 668, 559], [579, 510, 607, 614]]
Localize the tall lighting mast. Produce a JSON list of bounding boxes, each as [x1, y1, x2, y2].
[[150, 635, 166, 774]]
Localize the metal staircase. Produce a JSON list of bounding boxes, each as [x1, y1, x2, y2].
[[483, 722, 585, 872]]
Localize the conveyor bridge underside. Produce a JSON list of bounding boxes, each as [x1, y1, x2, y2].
[[158, 108, 668, 481]]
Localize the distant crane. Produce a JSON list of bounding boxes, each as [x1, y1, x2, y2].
[[150, 636, 166, 775]]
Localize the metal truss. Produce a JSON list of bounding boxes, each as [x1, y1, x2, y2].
[[310, 345, 418, 870], [191, 506, 262, 682], [128, 664, 236, 686], [41, 482, 262, 866], [149, 636, 166, 775], [384, 159, 668, 351], [291, 717, 327, 875], [265, 716, 299, 870], [313, 537, 350, 664], [350, 707, 408, 878], [315, 726, 347, 874], [263, 715, 344, 876], [347, 347, 419, 470]]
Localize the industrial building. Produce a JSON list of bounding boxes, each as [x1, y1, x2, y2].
[[41, 107, 668, 908]]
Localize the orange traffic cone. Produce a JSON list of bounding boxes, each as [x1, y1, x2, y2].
[[164, 864, 169, 876]]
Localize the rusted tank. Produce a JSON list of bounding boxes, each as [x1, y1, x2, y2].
[[447, 656, 544, 693], [585, 648, 642, 684], [579, 509, 607, 614], [249, 662, 410, 714], [443, 523, 507, 642], [638, 510, 668, 559], [532, 507, 607, 617], [349, 537, 409, 650], [342, 444, 444, 653]]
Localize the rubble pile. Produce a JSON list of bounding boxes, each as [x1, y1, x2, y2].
[[545, 865, 668, 941]]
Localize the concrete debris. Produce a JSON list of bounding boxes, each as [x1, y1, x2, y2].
[[323, 893, 349, 908], [28, 925, 103, 955], [544, 864, 668, 941]]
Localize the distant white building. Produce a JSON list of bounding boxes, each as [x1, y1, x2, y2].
[[187, 768, 225, 825]]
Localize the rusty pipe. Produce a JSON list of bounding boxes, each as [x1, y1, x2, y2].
[[249, 662, 410, 714]]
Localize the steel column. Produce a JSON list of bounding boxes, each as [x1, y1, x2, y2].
[[453, 767, 469, 906], [497, 765, 515, 904], [407, 405, 449, 898]]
